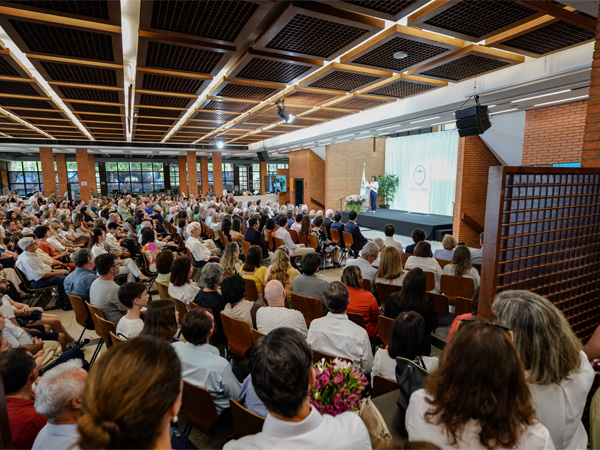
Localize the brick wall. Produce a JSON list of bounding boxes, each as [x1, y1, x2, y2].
[[199, 156, 209, 194], [87, 153, 97, 196], [212, 153, 223, 196], [523, 99, 587, 165], [289, 149, 326, 210], [39, 147, 55, 197], [582, 6, 600, 167], [325, 137, 386, 211], [453, 136, 502, 247], [187, 151, 198, 196]]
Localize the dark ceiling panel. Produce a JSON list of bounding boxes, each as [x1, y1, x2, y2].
[[0, 97, 53, 108], [329, 96, 392, 110], [233, 56, 315, 84], [0, 80, 41, 96], [212, 82, 280, 102], [5, 0, 111, 20], [39, 61, 118, 86], [137, 107, 181, 118], [331, 0, 426, 21], [144, 41, 225, 74], [364, 77, 443, 98], [71, 103, 120, 114], [139, 93, 192, 108], [140, 73, 207, 94], [58, 86, 120, 102]]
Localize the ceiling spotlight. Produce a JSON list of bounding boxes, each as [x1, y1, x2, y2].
[[216, 140, 224, 149], [393, 51, 408, 60], [276, 98, 294, 123]]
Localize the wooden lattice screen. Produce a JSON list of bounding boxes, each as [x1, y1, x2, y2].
[[480, 166, 600, 342]]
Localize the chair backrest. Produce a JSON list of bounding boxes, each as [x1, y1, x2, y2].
[[377, 315, 394, 347], [173, 299, 188, 324], [182, 382, 220, 434], [274, 236, 285, 249], [330, 228, 341, 245], [240, 225, 246, 235], [298, 232, 307, 245], [347, 312, 367, 330], [423, 270, 435, 292], [342, 231, 354, 249], [109, 330, 126, 346], [13, 266, 35, 293], [455, 296, 473, 316], [428, 292, 450, 326], [242, 240, 251, 255], [156, 282, 173, 300], [251, 328, 266, 343], [372, 375, 399, 398], [401, 252, 410, 266], [219, 230, 229, 246], [362, 278, 371, 292], [230, 398, 265, 438], [288, 228, 299, 244], [312, 348, 352, 365], [267, 233, 276, 252], [290, 293, 324, 327], [220, 312, 254, 359], [375, 283, 401, 310], [440, 275, 475, 304], [87, 303, 107, 340], [205, 227, 215, 241], [243, 277, 259, 302], [307, 234, 319, 250], [473, 263, 481, 274], [435, 258, 452, 269], [67, 294, 93, 330], [93, 312, 116, 347]]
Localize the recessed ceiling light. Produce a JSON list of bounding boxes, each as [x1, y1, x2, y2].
[[393, 51, 408, 59], [534, 95, 588, 107], [410, 116, 440, 124], [510, 89, 571, 103]]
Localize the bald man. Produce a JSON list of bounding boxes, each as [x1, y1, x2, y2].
[[256, 280, 307, 338]]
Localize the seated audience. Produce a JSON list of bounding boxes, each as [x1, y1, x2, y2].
[[375, 246, 406, 286], [405, 228, 426, 254], [307, 281, 373, 374], [470, 231, 484, 265], [173, 309, 241, 421], [186, 222, 219, 267], [433, 234, 457, 261], [275, 217, 314, 259], [1, 347, 47, 449], [240, 245, 267, 295], [406, 320, 553, 449], [265, 248, 300, 298], [493, 290, 594, 449], [447, 288, 479, 340], [224, 328, 371, 449], [140, 227, 159, 272], [34, 226, 71, 268], [89, 228, 148, 282], [330, 212, 345, 247], [63, 248, 98, 303], [257, 280, 307, 338], [77, 336, 183, 449], [33, 360, 87, 450], [382, 224, 403, 255], [90, 253, 125, 325], [405, 241, 442, 292], [442, 244, 480, 290], [311, 216, 338, 260], [116, 282, 148, 339], [373, 311, 438, 382], [343, 211, 368, 257], [168, 256, 200, 306], [139, 299, 179, 342], [291, 253, 329, 311], [193, 262, 226, 344], [230, 218, 244, 243], [154, 249, 175, 288], [345, 241, 378, 288], [220, 242, 242, 275], [291, 214, 303, 234], [341, 266, 380, 340], [222, 273, 260, 329], [245, 217, 270, 260]]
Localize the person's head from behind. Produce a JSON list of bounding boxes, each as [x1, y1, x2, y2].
[[295, 214, 302, 224], [348, 211, 358, 221], [492, 290, 582, 384], [170, 256, 191, 287], [301, 253, 321, 276], [243, 245, 262, 272], [95, 253, 117, 277], [72, 248, 93, 268], [450, 245, 472, 278], [425, 319, 533, 449], [442, 234, 457, 250], [334, 212, 342, 222], [118, 282, 148, 310], [180, 309, 214, 345], [155, 249, 175, 275], [376, 246, 404, 280], [313, 216, 324, 228], [200, 263, 224, 290], [384, 224, 395, 237], [221, 273, 246, 305], [140, 227, 155, 246], [411, 228, 426, 244], [414, 241, 432, 258], [278, 216, 288, 228], [77, 336, 182, 449], [0, 347, 36, 395], [35, 360, 87, 424], [342, 265, 362, 289], [248, 217, 259, 229], [389, 312, 426, 360], [360, 241, 379, 262], [251, 328, 313, 418], [323, 281, 349, 314], [264, 280, 286, 307], [139, 300, 178, 341], [390, 268, 427, 312]]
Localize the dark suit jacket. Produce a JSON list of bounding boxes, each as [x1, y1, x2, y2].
[[323, 217, 333, 239], [344, 220, 368, 252], [330, 221, 345, 248], [245, 227, 269, 259]]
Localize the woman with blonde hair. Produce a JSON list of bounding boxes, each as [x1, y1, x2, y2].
[[493, 290, 594, 449], [77, 336, 182, 449], [433, 234, 457, 261], [375, 246, 405, 286], [265, 247, 300, 297], [221, 242, 242, 275], [442, 244, 480, 289]]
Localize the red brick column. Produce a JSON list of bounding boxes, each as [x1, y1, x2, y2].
[[260, 161, 267, 194], [39, 147, 56, 197], [212, 153, 223, 196], [75, 148, 91, 201], [87, 153, 97, 197], [55, 153, 68, 198], [187, 151, 198, 196], [199, 156, 209, 194], [178, 155, 187, 196], [582, 2, 600, 167]]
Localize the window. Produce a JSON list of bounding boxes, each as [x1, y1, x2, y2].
[[238, 165, 249, 192], [252, 163, 260, 191], [105, 162, 166, 193], [169, 164, 179, 188], [223, 163, 234, 193], [8, 161, 44, 196]]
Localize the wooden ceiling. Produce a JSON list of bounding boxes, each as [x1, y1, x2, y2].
[[0, 0, 594, 147]]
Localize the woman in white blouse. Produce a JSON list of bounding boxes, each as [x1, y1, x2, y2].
[[168, 256, 200, 307], [441, 245, 480, 290], [404, 241, 442, 292], [493, 291, 594, 450], [375, 246, 406, 287], [89, 228, 148, 283], [369, 175, 378, 213]]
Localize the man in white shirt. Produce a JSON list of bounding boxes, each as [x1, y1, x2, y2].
[[470, 231, 484, 265], [345, 241, 378, 288], [275, 217, 314, 258], [186, 223, 220, 267], [173, 309, 241, 419], [307, 281, 373, 374], [224, 327, 371, 450], [257, 280, 307, 338], [383, 224, 404, 255]]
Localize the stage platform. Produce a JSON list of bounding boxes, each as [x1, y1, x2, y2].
[[341, 209, 452, 241]]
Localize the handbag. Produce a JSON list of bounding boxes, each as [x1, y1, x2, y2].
[[395, 356, 430, 412], [359, 397, 394, 448]]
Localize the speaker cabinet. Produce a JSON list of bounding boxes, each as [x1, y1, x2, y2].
[[257, 150, 269, 162], [455, 105, 490, 137]]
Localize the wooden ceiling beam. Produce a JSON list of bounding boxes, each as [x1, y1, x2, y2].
[[0, 6, 121, 33]]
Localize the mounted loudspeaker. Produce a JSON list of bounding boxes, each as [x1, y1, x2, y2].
[[455, 105, 491, 137]]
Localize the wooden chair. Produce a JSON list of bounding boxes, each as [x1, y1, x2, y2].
[[428, 292, 455, 327], [348, 312, 367, 331], [242, 240, 251, 255], [455, 296, 473, 316], [307, 233, 319, 251], [267, 233, 276, 252], [473, 263, 481, 274], [372, 375, 399, 398], [14, 266, 56, 307], [362, 278, 371, 292], [291, 293, 324, 327], [251, 328, 266, 343], [109, 330, 126, 346], [330, 228, 341, 245], [93, 313, 117, 348], [401, 252, 410, 266], [423, 271, 436, 292], [342, 231, 354, 256], [230, 398, 265, 438], [220, 312, 254, 360], [274, 236, 285, 249], [219, 230, 230, 246], [375, 283, 401, 310], [312, 349, 352, 365], [298, 232, 307, 246], [240, 225, 246, 235], [156, 282, 173, 300], [288, 228, 299, 244], [440, 275, 475, 305], [173, 299, 188, 324], [243, 277, 259, 302], [67, 293, 94, 342], [435, 258, 452, 270], [377, 315, 394, 347], [182, 382, 235, 438], [87, 304, 108, 364]]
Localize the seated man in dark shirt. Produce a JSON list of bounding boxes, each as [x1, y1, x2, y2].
[[193, 262, 226, 344], [244, 217, 270, 260], [343, 211, 368, 257], [405, 228, 426, 254], [330, 211, 345, 248]]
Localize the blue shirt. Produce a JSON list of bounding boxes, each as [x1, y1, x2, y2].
[[239, 375, 268, 418], [63, 267, 98, 302]]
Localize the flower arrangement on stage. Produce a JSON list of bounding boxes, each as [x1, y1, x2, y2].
[[345, 195, 365, 215], [309, 358, 368, 416]]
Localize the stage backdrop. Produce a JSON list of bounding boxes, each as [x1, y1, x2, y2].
[[385, 130, 458, 216]]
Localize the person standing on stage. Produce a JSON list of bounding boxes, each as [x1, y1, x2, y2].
[[369, 176, 379, 213]]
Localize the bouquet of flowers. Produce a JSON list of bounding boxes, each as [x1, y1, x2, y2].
[[345, 195, 365, 215], [309, 358, 368, 416]]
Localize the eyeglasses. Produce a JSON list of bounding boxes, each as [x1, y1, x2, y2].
[[458, 318, 514, 341]]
